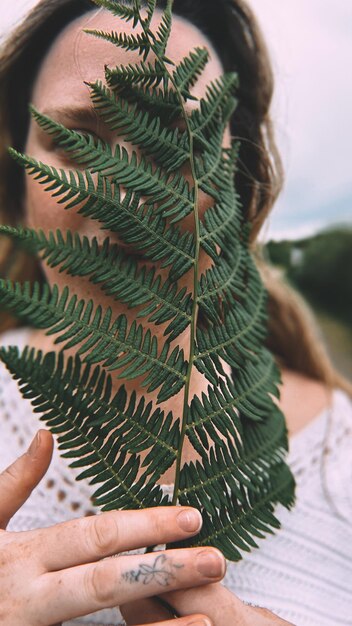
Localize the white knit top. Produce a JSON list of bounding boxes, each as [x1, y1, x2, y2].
[[0, 327, 351, 626]]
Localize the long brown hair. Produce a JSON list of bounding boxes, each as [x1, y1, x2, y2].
[[0, 0, 350, 392]]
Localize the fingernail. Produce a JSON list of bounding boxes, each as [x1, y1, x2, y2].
[[188, 619, 212, 626], [196, 549, 225, 578], [177, 509, 202, 533], [28, 432, 41, 458]]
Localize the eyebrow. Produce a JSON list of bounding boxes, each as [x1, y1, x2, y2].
[[41, 105, 99, 126]]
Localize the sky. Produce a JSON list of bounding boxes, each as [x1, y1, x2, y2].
[[249, 0, 352, 241], [1, 0, 351, 241]]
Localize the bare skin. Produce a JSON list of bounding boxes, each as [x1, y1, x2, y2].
[[278, 368, 331, 437]]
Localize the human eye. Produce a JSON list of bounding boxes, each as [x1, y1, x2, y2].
[[50, 128, 103, 167], [70, 128, 100, 141], [56, 127, 101, 147]]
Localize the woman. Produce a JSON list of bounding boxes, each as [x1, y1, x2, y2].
[[0, 1, 351, 625]]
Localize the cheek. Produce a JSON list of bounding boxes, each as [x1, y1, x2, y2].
[[24, 175, 88, 291], [24, 174, 86, 234]]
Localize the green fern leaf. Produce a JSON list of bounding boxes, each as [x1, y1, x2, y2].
[[0, 225, 192, 341], [87, 81, 190, 171], [104, 60, 166, 89], [173, 47, 209, 99], [21, 110, 195, 222], [197, 245, 246, 323], [150, 0, 173, 61], [84, 28, 152, 61], [8, 152, 195, 280], [0, 346, 172, 507], [107, 78, 182, 124], [0, 279, 187, 402], [143, 0, 157, 28], [194, 269, 267, 383], [90, 0, 142, 28], [0, 0, 295, 561], [177, 459, 295, 561], [185, 351, 282, 467], [190, 74, 239, 141]]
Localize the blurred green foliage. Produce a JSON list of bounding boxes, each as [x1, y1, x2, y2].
[[266, 227, 352, 327]]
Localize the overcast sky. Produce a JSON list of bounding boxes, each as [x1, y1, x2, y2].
[[1, 0, 351, 240]]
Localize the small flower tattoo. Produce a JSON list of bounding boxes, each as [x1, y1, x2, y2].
[[122, 553, 183, 587]]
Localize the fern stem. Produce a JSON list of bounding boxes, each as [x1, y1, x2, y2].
[[171, 130, 200, 505], [161, 85, 200, 504], [139, 0, 202, 505]]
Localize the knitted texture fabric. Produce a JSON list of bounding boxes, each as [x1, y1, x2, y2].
[[1, 327, 351, 626]]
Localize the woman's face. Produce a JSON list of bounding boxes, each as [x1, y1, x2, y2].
[[24, 7, 230, 298]]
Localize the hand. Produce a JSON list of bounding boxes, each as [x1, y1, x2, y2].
[[0, 430, 225, 626], [121, 579, 295, 625]]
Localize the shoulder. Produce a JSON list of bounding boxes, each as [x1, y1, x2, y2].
[[278, 368, 332, 437]]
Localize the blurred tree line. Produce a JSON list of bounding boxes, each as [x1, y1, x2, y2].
[[265, 227, 352, 327]]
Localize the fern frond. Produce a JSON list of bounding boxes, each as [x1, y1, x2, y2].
[[186, 122, 240, 266], [0, 346, 172, 507], [194, 275, 267, 384], [176, 397, 293, 560], [0, 0, 296, 562], [24, 110, 195, 222], [0, 280, 187, 402], [143, 0, 157, 29], [84, 29, 152, 61], [196, 135, 239, 197], [190, 74, 239, 141], [0, 280, 59, 328], [187, 353, 281, 460], [173, 47, 209, 99], [8, 152, 195, 280], [107, 79, 181, 124], [87, 81, 190, 171], [150, 0, 173, 61], [177, 458, 294, 560], [185, 377, 243, 455], [197, 245, 245, 323], [0, 226, 192, 341], [104, 60, 166, 89], [199, 190, 242, 259], [90, 0, 142, 28]]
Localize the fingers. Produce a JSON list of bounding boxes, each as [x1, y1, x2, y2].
[[121, 597, 212, 625], [34, 547, 225, 625], [161, 582, 245, 625], [0, 430, 53, 529], [33, 506, 203, 571], [161, 583, 295, 626]]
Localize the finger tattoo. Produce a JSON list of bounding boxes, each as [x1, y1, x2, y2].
[[121, 554, 183, 587]]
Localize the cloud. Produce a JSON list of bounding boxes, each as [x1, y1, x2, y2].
[[249, 0, 352, 239]]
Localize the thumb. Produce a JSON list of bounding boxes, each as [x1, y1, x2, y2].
[[0, 429, 54, 529]]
